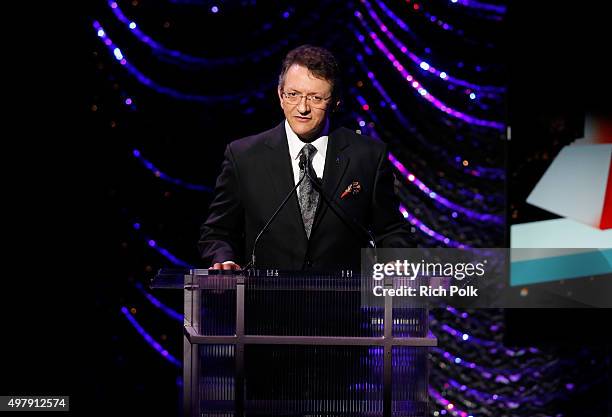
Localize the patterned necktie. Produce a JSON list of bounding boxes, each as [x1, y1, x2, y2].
[[298, 144, 319, 239]]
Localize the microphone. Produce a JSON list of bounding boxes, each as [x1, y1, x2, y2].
[[302, 158, 378, 258], [244, 156, 308, 270]]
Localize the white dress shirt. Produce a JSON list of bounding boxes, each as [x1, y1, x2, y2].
[[285, 119, 329, 193]]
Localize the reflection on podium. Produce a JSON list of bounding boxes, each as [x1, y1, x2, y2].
[[152, 269, 436, 417]]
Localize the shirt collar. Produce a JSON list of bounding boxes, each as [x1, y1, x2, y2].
[[285, 119, 329, 161]]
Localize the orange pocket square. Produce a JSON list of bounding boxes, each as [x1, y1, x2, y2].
[[340, 181, 362, 199]]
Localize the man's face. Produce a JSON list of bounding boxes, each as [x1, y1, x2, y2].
[[278, 64, 336, 141]]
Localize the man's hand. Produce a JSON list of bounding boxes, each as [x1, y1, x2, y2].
[[209, 261, 241, 271]]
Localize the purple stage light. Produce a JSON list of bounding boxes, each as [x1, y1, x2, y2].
[[390, 153, 503, 223], [134, 282, 183, 322], [121, 306, 181, 366], [357, 0, 505, 96], [399, 204, 468, 247], [131, 147, 213, 192]]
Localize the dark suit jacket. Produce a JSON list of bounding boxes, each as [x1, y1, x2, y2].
[[199, 121, 411, 271]]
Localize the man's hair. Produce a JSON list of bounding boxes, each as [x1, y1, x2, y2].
[[278, 45, 341, 99]]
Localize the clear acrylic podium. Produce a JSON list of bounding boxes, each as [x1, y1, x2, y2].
[[151, 269, 437, 417]]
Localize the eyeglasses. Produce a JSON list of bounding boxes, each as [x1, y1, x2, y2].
[[282, 91, 332, 108]]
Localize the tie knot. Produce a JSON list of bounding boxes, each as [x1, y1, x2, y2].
[[300, 144, 317, 161]]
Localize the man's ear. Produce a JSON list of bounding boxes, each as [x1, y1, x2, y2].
[[277, 86, 284, 108]]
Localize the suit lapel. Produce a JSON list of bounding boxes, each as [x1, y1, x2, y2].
[[311, 127, 351, 235], [264, 122, 308, 242]]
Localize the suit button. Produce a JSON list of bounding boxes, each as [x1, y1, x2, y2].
[[305, 260, 313, 268]]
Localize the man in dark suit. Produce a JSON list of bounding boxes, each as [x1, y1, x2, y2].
[[199, 45, 411, 271]]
